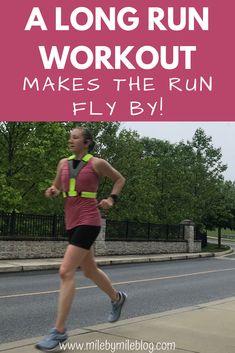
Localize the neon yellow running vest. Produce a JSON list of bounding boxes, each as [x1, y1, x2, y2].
[[63, 153, 97, 199]]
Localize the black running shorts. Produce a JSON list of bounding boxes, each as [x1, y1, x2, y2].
[[67, 225, 101, 250]]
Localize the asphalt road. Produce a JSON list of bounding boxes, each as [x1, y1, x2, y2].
[[1, 257, 235, 344]]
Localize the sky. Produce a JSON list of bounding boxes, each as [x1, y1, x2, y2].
[[122, 122, 235, 182]]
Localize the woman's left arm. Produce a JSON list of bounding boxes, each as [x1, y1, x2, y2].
[[94, 158, 126, 209]]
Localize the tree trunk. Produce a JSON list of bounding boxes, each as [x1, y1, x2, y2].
[[218, 227, 222, 248]]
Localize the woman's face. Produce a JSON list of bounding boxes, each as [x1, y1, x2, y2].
[[68, 128, 86, 153]]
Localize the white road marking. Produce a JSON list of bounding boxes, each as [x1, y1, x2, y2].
[[1, 267, 235, 300]]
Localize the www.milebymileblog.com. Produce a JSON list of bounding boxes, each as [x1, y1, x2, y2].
[[59, 338, 176, 352]]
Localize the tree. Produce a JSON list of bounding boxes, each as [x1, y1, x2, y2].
[[100, 129, 158, 222], [204, 181, 235, 247], [187, 128, 227, 225], [0, 122, 68, 212]]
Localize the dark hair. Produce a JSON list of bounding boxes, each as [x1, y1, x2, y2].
[[79, 127, 96, 152]]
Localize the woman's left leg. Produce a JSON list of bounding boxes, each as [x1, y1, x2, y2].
[[81, 247, 118, 302]]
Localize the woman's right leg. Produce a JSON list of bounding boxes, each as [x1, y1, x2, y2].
[[36, 244, 90, 351], [55, 244, 89, 333]]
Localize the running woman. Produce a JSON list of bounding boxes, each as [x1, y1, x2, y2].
[[36, 127, 126, 351]]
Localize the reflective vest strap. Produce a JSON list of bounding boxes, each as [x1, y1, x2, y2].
[[67, 153, 93, 162], [67, 178, 77, 196], [68, 191, 78, 197], [68, 154, 76, 160], [69, 178, 76, 192], [63, 191, 97, 198], [80, 191, 97, 198], [63, 191, 77, 197], [82, 153, 93, 162]]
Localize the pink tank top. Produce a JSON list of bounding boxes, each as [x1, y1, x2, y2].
[[60, 158, 101, 229]]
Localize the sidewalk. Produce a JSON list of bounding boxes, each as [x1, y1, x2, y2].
[[0, 249, 232, 273], [0, 296, 234, 353]]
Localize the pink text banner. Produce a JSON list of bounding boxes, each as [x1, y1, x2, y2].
[[1, 0, 234, 121]]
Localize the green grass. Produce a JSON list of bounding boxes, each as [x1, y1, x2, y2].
[[207, 228, 235, 238], [201, 243, 230, 253], [207, 228, 235, 242]]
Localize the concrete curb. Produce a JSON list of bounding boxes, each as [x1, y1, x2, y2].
[[0, 254, 207, 274], [213, 247, 233, 257], [0, 250, 233, 274]]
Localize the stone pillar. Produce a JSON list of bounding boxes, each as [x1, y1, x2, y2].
[[94, 218, 106, 256], [180, 219, 195, 253], [96, 218, 106, 241]]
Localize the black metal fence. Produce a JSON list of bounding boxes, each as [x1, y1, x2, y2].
[[106, 220, 185, 241], [0, 212, 185, 242], [0, 212, 67, 240]]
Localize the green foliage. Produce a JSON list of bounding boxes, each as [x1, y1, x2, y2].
[[0, 122, 67, 213]]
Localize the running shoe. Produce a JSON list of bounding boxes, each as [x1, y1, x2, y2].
[[35, 328, 68, 351], [108, 291, 127, 322]]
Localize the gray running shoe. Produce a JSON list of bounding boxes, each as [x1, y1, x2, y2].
[[35, 328, 68, 351], [108, 291, 127, 323]]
